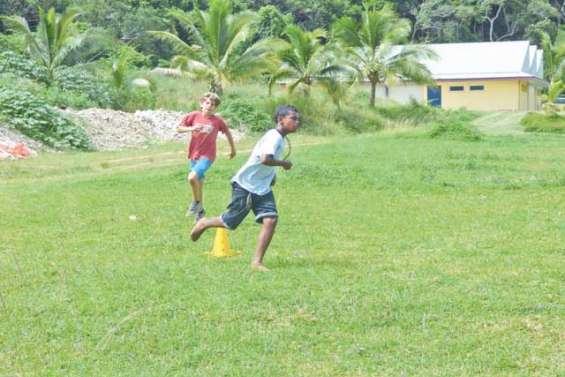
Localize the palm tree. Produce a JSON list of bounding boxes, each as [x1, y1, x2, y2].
[[150, 0, 281, 95], [274, 25, 348, 97], [539, 31, 565, 110], [333, 5, 436, 107], [546, 54, 565, 109], [0, 7, 85, 84]]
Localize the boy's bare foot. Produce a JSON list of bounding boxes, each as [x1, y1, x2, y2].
[[190, 218, 207, 241], [251, 262, 269, 272]]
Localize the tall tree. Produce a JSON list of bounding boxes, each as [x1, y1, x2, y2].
[[1, 7, 85, 83], [334, 5, 436, 106], [412, 0, 477, 42], [273, 25, 347, 96], [150, 0, 281, 94]]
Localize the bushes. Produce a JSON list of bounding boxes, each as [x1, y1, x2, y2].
[[1, 52, 114, 109], [373, 100, 479, 127], [521, 112, 565, 133], [335, 108, 385, 133], [429, 122, 482, 141], [0, 51, 48, 82], [114, 86, 157, 112], [0, 88, 91, 149], [220, 95, 272, 132], [54, 68, 114, 108]]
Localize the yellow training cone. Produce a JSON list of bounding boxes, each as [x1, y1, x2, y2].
[[209, 228, 240, 257]]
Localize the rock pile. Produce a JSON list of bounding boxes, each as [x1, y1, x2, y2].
[[63, 108, 244, 151], [0, 108, 245, 158]]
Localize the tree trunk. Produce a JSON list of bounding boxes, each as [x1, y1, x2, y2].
[[485, 4, 502, 42], [370, 80, 376, 107], [209, 79, 223, 96]]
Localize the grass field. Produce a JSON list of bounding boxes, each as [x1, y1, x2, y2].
[[1, 131, 564, 376]]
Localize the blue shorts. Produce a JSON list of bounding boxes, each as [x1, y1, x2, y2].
[[189, 159, 213, 180], [220, 182, 278, 230]]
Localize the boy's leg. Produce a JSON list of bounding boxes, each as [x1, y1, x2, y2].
[[187, 159, 212, 217], [188, 171, 203, 203], [251, 191, 278, 271], [191, 181, 251, 242], [190, 217, 225, 241], [251, 217, 277, 271]]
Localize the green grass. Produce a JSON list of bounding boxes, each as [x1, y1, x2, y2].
[[1, 131, 565, 376]]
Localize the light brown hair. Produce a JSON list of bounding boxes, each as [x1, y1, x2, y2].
[[200, 92, 221, 106]]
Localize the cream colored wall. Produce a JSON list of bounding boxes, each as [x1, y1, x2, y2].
[[373, 83, 425, 103], [519, 81, 529, 111], [527, 85, 537, 111], [439, 80, 521, 111]]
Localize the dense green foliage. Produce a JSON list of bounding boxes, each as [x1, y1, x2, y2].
[[220, 94, 272, 132], [521, 111, 565, 132], [0, 1, 563, 149], [429, 121, 483, 141], [0, 86, 91, 148], [3, 0, 562, 45]]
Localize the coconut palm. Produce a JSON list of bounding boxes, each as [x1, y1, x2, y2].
[[274, 25, 349, 97], [546, 56, 565, 109], [150, 0, 281, 95], [0, 7, 85, 84], [333, 5, 436, 107], [538, 32, 565, 110]]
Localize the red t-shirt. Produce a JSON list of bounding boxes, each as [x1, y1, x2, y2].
[[182, 111, 228, 161]]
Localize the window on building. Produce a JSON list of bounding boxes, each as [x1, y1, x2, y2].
[[470, 85, 484, 91], [449, 86, 464, 91]]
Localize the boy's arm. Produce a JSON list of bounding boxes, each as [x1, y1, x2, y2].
[[176, 114, 201, 133], [260, 154, 292, 170], [177, 122, 197, 133], [224, 128, 236, 159]]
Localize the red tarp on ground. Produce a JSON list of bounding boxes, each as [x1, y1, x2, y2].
[[0, 143, 32, 160]]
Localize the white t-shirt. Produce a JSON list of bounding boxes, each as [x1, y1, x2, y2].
[[232, 129, 285, 195]]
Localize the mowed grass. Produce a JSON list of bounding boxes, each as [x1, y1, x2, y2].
[[1, 131, 564, 377]]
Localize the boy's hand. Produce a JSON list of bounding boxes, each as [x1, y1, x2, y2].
[[281, 160, 292, 170]]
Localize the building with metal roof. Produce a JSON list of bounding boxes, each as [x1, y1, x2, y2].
[[375, 40, 545, 111]]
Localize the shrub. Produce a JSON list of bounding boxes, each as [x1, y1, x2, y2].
[[335, 108, 385, 133], [521, 112, 565, 133], [262, 95, 332, 135], [374, 100, 480, 127], [0, 88, 91, 149], [0, 52, 114, 109], [429, 122, 483, 141], [43, 87, 102, 110], [0, 51, 48, 82], [117, 86, 157, 112], [220, 95, 272, 132], [54, 67, 114, 108], [0, 34, 26, 54], [374, 100, 436, 124]]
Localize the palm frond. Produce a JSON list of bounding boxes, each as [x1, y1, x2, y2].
[[333, 17, 362, 48], [226, 38, 282, 78], [148, 31, 201, 57], [52, 34, 84, 67]]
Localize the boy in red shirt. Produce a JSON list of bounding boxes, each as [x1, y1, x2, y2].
[[177, 93, 236, 221]]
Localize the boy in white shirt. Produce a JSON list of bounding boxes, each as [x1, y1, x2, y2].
[[190, 105, 300, 272]]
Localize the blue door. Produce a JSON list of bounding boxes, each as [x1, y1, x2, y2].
[[427, 86, 442, 107]]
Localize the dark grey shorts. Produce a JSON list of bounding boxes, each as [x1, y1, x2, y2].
[[220, 182, 278, 230]]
